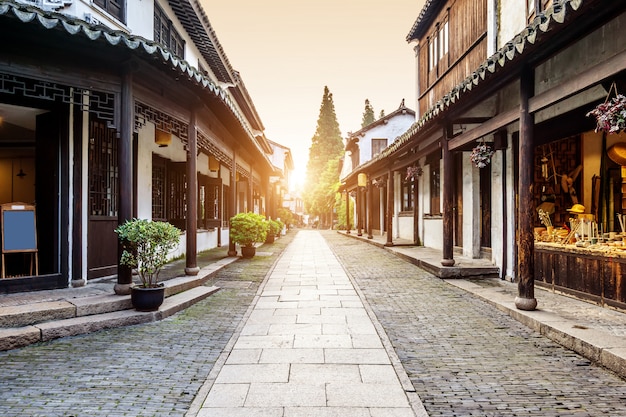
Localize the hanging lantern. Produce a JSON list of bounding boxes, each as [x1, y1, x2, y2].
[[155, 128, 172, 147], [357, 173, 368, 187], [208, 155, 220, 172]]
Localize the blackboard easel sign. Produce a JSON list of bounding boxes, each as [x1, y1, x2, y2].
[[1, 203, 38, 278]]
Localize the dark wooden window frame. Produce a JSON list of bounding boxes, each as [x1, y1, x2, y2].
[[429, 158, 442, 216], [401, 176, 415, 211], [93, 0, 124, 23], [154, 3, 185, 58], [371, 138, 388, 159]]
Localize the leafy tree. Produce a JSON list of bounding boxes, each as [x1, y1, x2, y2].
[[379, 109, 386, 119], [304, 86, 344, 225], [306, 158, 341, 228], [361, 99, 375, 128]]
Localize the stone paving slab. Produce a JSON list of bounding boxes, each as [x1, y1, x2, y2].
[[325, 230, 626, 416], [192, 230, 423, 417]]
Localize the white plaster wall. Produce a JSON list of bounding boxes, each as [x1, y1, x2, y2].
[[358, 114, 415, 164], [462, 154, 481, 258], [397, 215, 413, 241], [490, 148, 505, 275], [498, 0, 528, 49], [423, 218, 443, 249], [136, 122, 187, 220], [393, 171, 401, 238], [486, 0, 498, 56], [505, 136, 517, 281]]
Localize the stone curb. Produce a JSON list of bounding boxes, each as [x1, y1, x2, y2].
[[0, 256, 239, 351], [446, 279, 626, 379]]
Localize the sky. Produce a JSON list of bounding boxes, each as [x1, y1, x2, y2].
[[201, 0, 426, 190]]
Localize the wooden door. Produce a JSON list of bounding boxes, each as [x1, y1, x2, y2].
[[87, 118, 118, 279]]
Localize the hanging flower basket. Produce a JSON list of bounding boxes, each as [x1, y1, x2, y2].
[[586, 84, 626, 134], [405, 165, 423, 180], [470, 143, 494, 168]]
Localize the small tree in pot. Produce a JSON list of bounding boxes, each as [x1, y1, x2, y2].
[[115, 219, 181, 311], [266, 219, 282, 243], [230, 212, 268, 258]]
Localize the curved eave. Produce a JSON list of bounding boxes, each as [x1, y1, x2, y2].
[[406, 0, 441, 42], [169, 0, 234, 84], [353, 0, 594, 184], [0, 0, 273, 171]]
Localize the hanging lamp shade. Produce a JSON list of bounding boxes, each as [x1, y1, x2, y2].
[[208, 155, 220, 171], [155, 128, 172, 147], [357, 173, 368, 187]]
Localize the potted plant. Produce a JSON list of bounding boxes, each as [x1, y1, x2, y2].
[[586, 90, 626, 133], [266, 219, 281, 243], [115, 218, 181, 311], [229, 212, 268, 258], [470, 142, 495, 168]]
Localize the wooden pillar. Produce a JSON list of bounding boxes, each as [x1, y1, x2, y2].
[[356, 186, 363, 236], [345, 190, 351, 234], [228, 150, 238, 256], [367, 179, 373, 239], [441, 127, 455, 266], [217, 167, 222, 247], [248, 167, 253, 213], [413, 172, 419, 245], [516, 67, 538, 311], [385, 169, 394, 246], [185, 108, 199, 276], [115, 67, 134, 295]]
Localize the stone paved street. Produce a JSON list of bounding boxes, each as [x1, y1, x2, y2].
[[0, 230, 625, 416], [323, 231, 626, 417], [0, 235, 294, 417]]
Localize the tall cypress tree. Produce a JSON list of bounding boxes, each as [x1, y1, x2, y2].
[[361, 99, 376, 128], [304, 86, 344, 225]]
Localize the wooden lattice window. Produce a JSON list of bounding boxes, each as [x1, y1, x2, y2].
[[371, 138, 388, 159], [154, 3, 185, 58], [152, 155, 167, 221], [93, 0, 123, 22], [167, 162, 186, 230], [89, 120, 118, 217]]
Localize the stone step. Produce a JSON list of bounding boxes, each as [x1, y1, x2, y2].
[[0, 285, 219, 351]]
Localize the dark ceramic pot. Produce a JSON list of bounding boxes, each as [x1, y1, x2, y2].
[[131, 284, 165, 311], [241, 245, 256, 259]]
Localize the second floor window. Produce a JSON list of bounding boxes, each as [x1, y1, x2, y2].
[[371, 138, 388, 158], [402, 176, 414, 211], [428, 20, 449, 74], [94, 0, 123, 22], [527, 0, 553, 22], [154, 4, 185, 58]]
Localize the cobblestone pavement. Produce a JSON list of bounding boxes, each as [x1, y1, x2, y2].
[[322, 231, 626, 417], [0, 234, 294, 417]]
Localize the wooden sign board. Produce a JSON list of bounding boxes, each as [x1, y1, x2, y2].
[[1, 203, 38, 278]]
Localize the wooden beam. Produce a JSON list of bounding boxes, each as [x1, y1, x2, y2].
[[449, 48, 626, 151]]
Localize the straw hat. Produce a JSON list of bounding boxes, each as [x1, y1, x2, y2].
[[567, 204, 585, 214], [608, 142, 626, 166]]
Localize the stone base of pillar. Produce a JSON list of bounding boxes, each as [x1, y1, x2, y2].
[[515, 296, 537, 311], [71, 279, 86, 288], [441, 258, 455, 267], [114, 283, 132, 295], [185, 266, 200, 276]]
